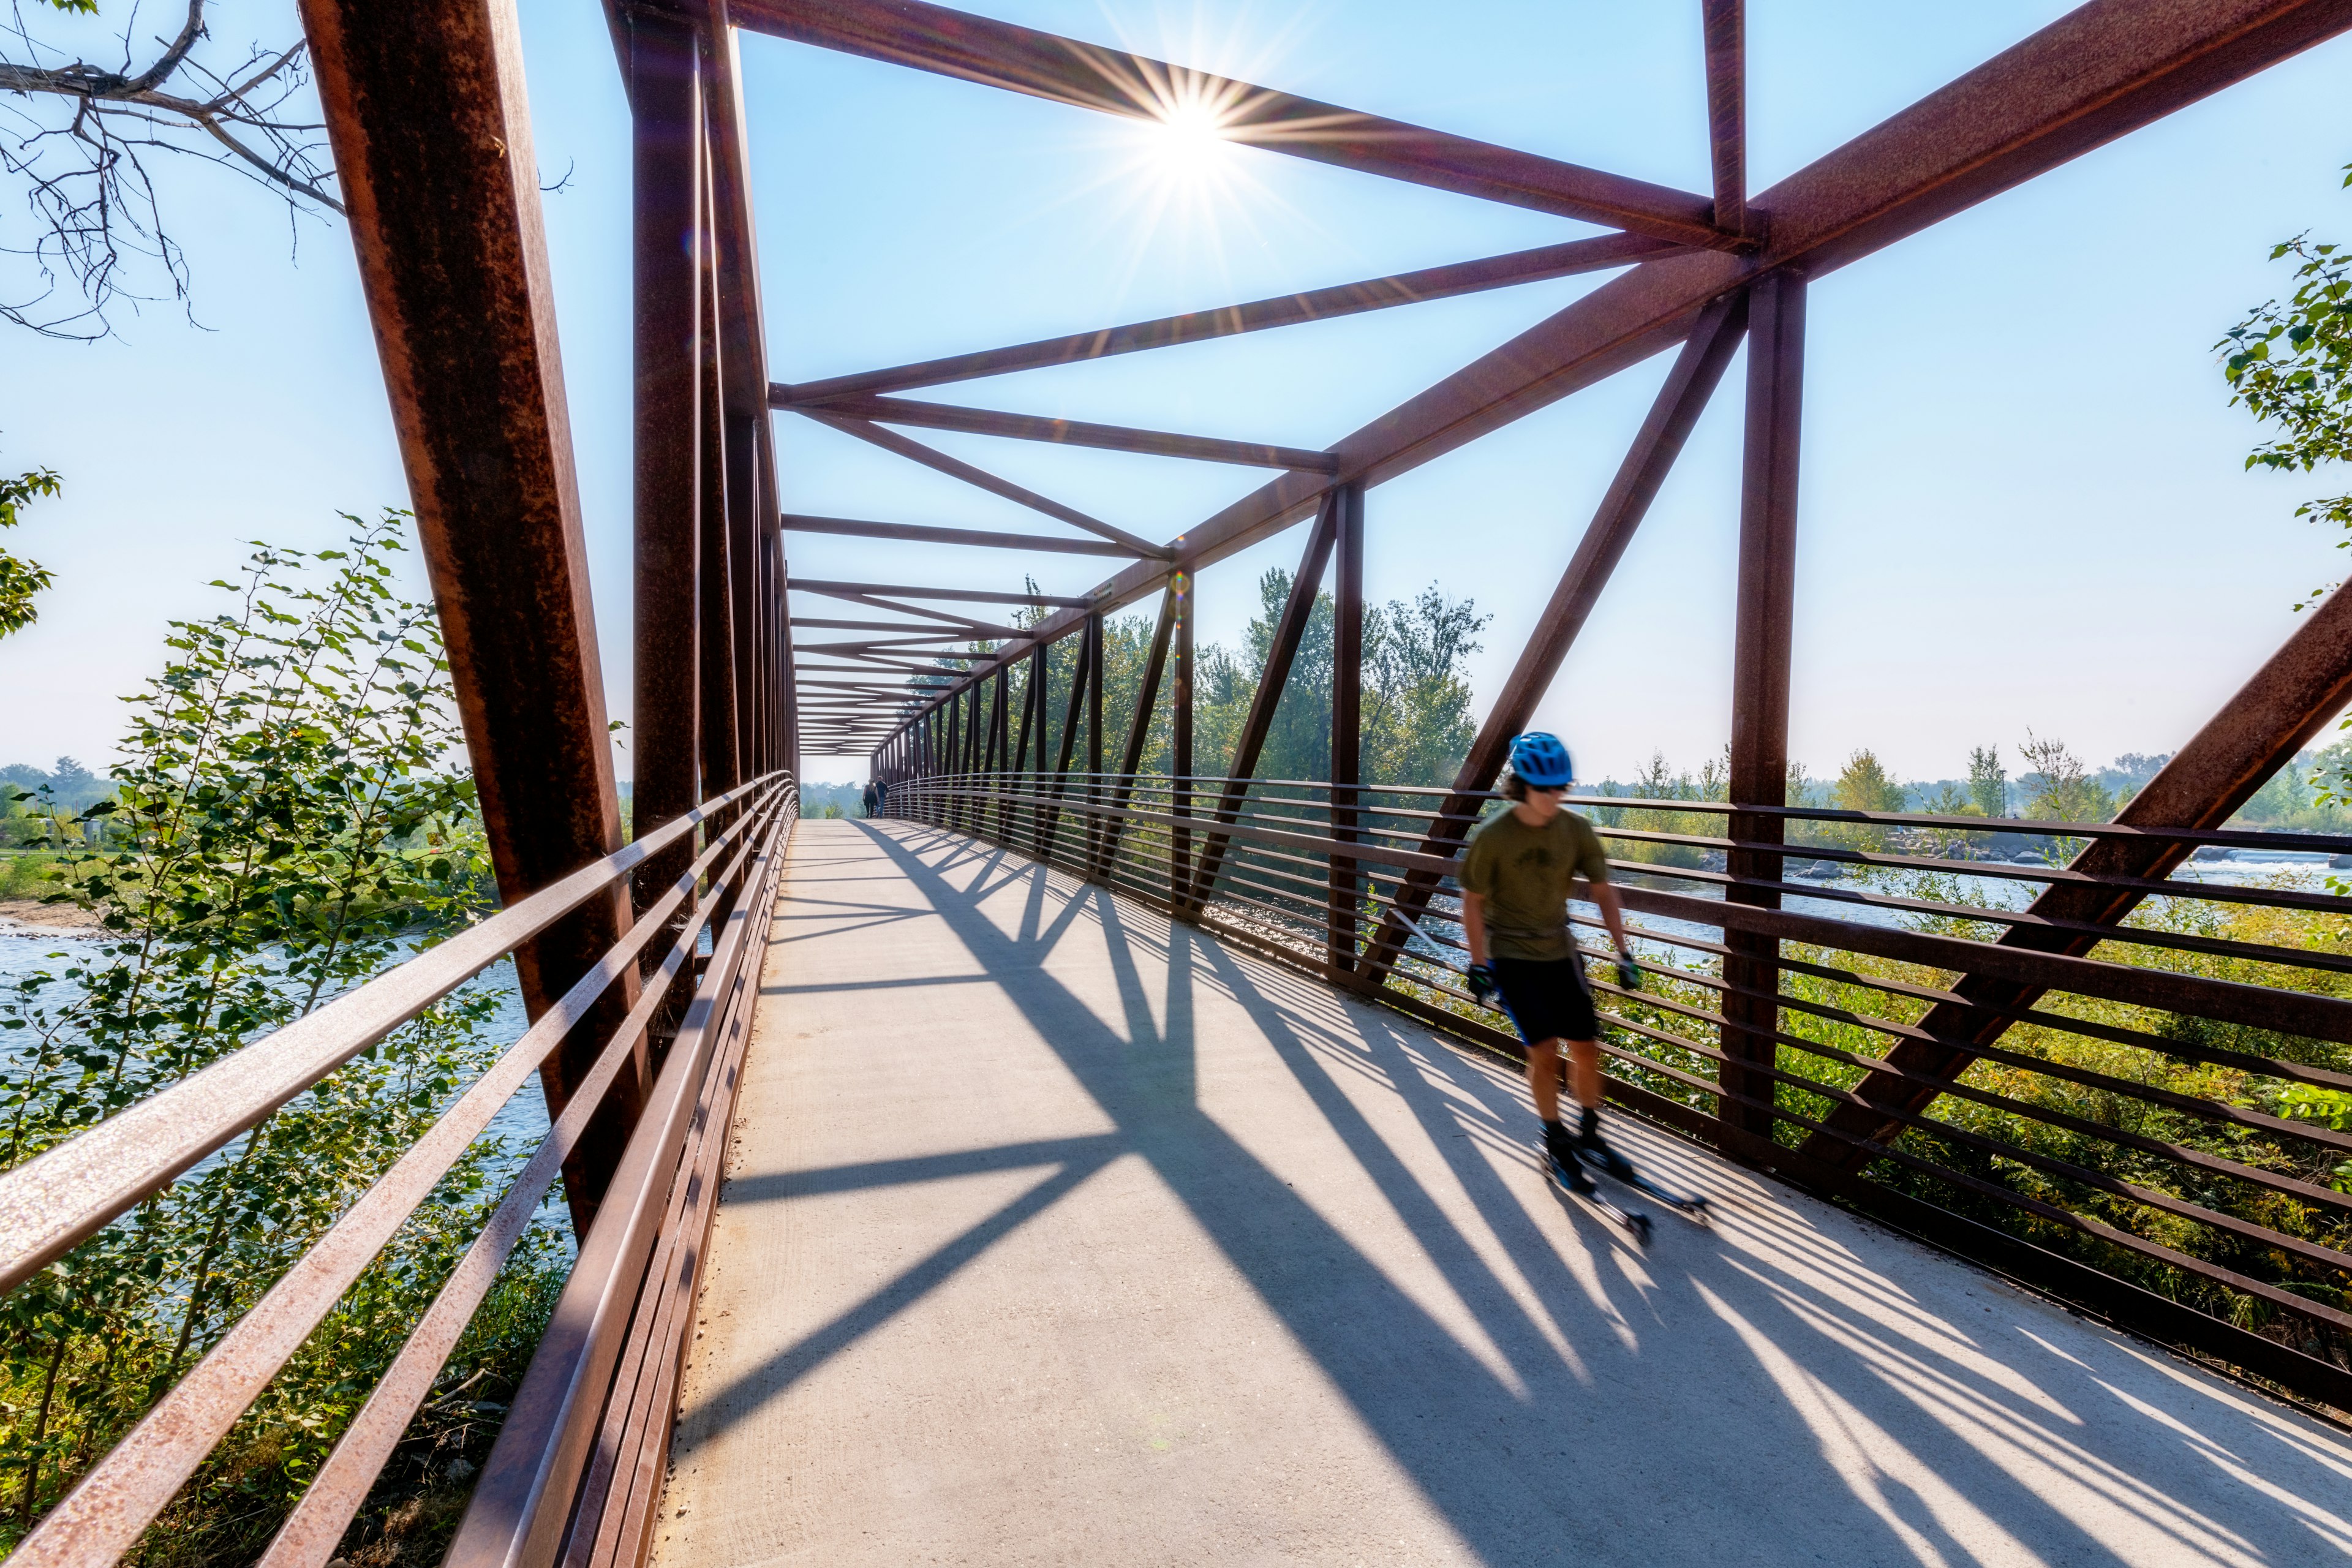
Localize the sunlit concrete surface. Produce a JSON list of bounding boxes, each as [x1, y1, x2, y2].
[[653, 819, 2352, 1568]]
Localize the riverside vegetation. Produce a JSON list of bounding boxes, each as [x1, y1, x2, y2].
[[0, 514, 564, 1566]]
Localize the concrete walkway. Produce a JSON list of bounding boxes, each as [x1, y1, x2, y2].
[[653, 820, 2352, 1567]]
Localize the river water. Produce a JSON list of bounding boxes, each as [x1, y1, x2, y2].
[[0, 922, 553, 1153]]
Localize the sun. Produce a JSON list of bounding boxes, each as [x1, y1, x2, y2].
[[1146, 98, 1231, 178]]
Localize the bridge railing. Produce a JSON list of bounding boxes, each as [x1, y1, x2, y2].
[[888, 768, 2352, 1412], [0, 774, 799, 1568]]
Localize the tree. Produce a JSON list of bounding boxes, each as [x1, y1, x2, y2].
[[1967, 745, 2007, 818], [1188, 569, 1488, 787], [0, 458, 58, 636], [2017, 732, 2114, 823], [0, 514, 557, 1559], [1826, 748, 1905, 854], [1, 0, 338, 338], [1832, 749, 1905, 815]]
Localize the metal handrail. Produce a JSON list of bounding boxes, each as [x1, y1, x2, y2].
[[2, 774, 798, 1568], [884, 766, 2352, 1408]]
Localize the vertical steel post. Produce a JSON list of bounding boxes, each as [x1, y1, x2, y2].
[[1085, 610, 1105, 871], [1703, 0, 1747, 238], [632, 11, 703, 908], [1170, 568, 1194, 906], [1330, 481, 1364, 971], [696, 164, 742, 826], [1722, 271, 1806, 1144]]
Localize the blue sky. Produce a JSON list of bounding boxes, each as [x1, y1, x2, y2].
[[5, 1, 2350, 786]]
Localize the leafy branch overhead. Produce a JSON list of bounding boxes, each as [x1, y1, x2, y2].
[[2219, 160, 2352, 608], [1, 0, 339, 337], [0, 458, 60, 637]]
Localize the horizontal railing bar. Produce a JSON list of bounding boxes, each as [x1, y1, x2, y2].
[[894, 785, 2352, 1030], [251, 805, 786, 1568], [0, 773, 786, 1298], [1600, 856, 2352, 970], [1569, 1012, 2352, 1335], [916, 770, 2352, 852], [17, 790, 794, 1568], [450, 799, 794, 1568]]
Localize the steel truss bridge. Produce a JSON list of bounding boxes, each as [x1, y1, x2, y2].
[[4, 1, 2352, 1563]]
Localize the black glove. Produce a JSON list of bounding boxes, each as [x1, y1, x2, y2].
[[1614, 954, 1642, 992], [1466, 962, 1498, 1008]]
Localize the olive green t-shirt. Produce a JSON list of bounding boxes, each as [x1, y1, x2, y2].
[[1459, 808, 1611, 961]]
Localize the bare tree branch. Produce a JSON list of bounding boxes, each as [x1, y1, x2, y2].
[[1, 0, 339, 338]]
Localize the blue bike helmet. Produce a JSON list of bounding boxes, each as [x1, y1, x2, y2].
[[1507, 731, 1574, 788]]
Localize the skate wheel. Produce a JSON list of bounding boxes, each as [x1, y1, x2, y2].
[[1629, 1214, 1653, 1246]]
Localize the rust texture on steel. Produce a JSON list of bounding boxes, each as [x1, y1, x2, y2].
[[1721, 270, 1805, 1139], [783, 234, 1680, 401], [732, 0, 1743, 248], [804, 410, 1168, 555], [1327, 483, 1364, 966], [1702, 0, 1747, 239], [783, 391, 1343, 472], [296, 0, 644, 1226], [780, 512, 1140, 556], [257, 798, 786, 1568], [447, 804, 792, 1568], [631, 6, 706, 904]]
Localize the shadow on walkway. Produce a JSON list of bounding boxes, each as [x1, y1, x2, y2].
[[662, 821, 2352, 1568]]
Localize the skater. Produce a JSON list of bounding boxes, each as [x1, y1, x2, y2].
[[1458, 732, 1643, 1200]]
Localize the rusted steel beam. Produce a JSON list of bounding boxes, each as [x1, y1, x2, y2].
[[698, 187, 744, 819], [942, 0, 2352, 694], [633, 7, 705, 921], [842, 598, 1025, 641], [1355, 296, 1748, 984], [791, 615, 997, 636], [782, 235, 1681, 401], [794, 587, 1026, 639], [1804, 572, 2352, 1170], [691, 6, 773, 787], [804, 410, 1168, 556], [1721, 273, 1805, 1142], [1186, 500, 1341, 914], [300, 0, 645, 1230], [1702, 0, 1748, 239], [796, 633, 988, 653], [791, 577, 1091, 607], [732, 0, 1738, 248], [1330, 481, 1363, 968], [780, 511, 1140, 556], [789, 391, 1340, 472]]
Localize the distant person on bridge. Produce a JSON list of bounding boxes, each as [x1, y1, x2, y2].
[[862, 781, 880, 818], [1458, 732, 1643, 1200]]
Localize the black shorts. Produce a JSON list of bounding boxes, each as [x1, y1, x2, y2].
[[1491, 956, 1599, 1046]]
